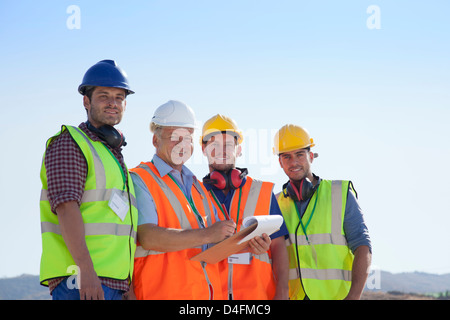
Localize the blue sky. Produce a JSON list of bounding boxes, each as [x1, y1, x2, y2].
[[1, 1, 449, 281]]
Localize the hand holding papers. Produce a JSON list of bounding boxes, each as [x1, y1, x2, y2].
[[238, 215, 283, 244], [191, 215, 284, 264]]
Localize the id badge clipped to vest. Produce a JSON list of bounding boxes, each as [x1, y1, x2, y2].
[[228, 252, 252, 265], [109, 189, 129, 221]]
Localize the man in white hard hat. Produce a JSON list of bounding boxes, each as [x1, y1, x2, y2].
[[129, 100, 234, 300]]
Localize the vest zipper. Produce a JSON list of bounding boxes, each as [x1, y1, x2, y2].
[[201, 261, 214, 300], [228, 263, 234, 300]]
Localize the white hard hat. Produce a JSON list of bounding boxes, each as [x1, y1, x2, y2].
[[151, 100, 197, 129]]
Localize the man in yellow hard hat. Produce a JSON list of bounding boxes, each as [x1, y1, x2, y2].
[[274, 124, 372, 300], [201, 114, 289, 300]]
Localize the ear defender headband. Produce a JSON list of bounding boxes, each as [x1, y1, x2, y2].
[[86, 121, 127, 148], [282, 178, 318, 202], [203, 167, 248, 190]]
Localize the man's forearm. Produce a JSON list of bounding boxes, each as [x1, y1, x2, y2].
[[271, 237, 289, 300], [137, 220, 236, 252], [56, 201, 104, 299], [138, 223, 210, 252], [56, 201, 96, 273], [346, 245, 372, 300]]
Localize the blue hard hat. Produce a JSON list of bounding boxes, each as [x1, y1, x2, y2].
[[78, 59, 135, 95]]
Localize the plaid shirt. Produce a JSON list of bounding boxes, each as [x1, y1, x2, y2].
[[44, 122, 129, 294]]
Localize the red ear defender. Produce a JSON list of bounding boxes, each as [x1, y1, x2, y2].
[[209, 171, 227, 190], [229, 168, 244, 189], [203, 168, 248, 190]]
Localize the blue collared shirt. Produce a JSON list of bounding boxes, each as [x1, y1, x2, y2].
[[131, 154, 202, 226]]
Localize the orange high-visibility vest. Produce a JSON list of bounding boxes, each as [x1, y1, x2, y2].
[[207, 176, 276, 300], [130, 162, 224, 300]]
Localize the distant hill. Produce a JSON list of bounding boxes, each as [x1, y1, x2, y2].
[[366, 270, 450, 295], [1, 271, 449, 300], [0, 274, 49, 300]]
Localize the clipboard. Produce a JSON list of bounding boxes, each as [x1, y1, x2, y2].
[[190, 215, 283, 264]]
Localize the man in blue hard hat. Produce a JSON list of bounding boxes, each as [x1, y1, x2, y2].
[[39, 60, 138, 300]]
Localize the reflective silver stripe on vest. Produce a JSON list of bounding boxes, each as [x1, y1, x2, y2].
[[41, 221, 136, 241], [241, 179, 271, 265], [331, 180, 344, 239], [253, 253, 272, 264], [193, 179, 213, 226], [290, 233, 348, 246], [138, 164, 194, 230], [40, 188, 137, 208], [241, 179, 263, 220], [289, 267, 351, 281], [71, 127, 106, 190], [134, 245, 164, 258]]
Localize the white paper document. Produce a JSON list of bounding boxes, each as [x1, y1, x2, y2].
[[237, 215, 283, 244], [191, 214, 285, 264]]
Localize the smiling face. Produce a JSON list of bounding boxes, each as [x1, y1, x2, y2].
[[278, 148, 314, 183], [153, 126, 194, 171], [83, 86, 127, 128], [202, 133, 241, 172]]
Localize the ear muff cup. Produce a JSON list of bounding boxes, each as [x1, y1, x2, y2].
[[284, 178, 318, 201], [203, 168, 248, 190], [209, 171, 228, 190], [229, 168, 243, 189], [86, 121, 127, 148]]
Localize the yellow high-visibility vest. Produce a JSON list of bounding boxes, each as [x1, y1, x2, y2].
[[277, 180, 354, 300], [39, 125, 137, 286]]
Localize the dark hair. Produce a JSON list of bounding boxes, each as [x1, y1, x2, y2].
[[83, 86, 96, 102]]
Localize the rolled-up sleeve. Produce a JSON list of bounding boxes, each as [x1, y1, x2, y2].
[[343, 189, 372, 254]]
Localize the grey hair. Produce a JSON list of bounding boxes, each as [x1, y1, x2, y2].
[[150, 122, 164, 137]]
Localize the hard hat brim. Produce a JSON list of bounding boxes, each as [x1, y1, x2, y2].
[[274, 143, 315, 155], [78, 84, 134, 96], [201, 130, 243, 145], [151, 120, 197, 129]]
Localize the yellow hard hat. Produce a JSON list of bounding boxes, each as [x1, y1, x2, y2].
[[200, 114, 243, 145], [273, 124, 315, 155]]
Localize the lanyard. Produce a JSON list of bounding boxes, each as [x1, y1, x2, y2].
[[167, 173, 205, 228], [294, 185, 319, 244], [209, 188, 242, 233]]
